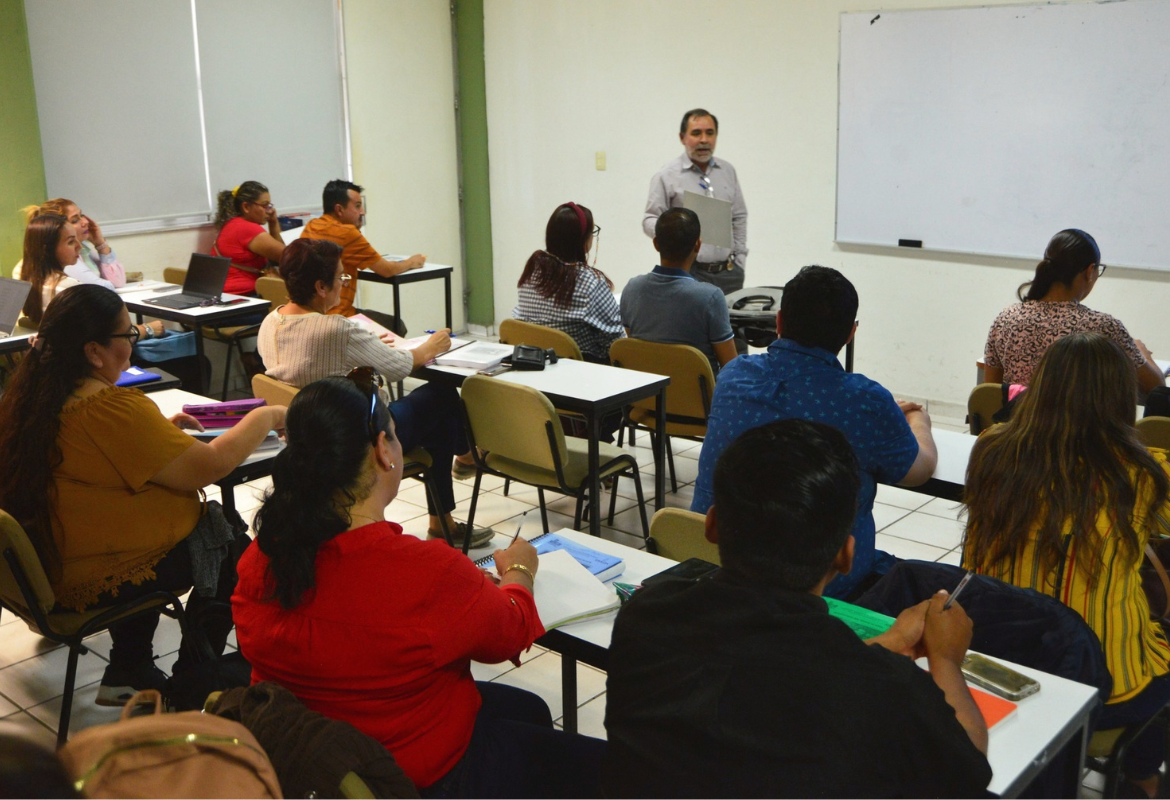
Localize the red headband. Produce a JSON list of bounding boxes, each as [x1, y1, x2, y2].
[[564, 202, 587, 236]]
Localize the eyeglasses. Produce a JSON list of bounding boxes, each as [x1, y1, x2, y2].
[[338, 273, 352, 286], [698, 174, 714, 197], [1096, 263, 1108, 277], [109, 325, 141, 345], [248, 201, 275, 211], [590, 225, 601, 238], [346, 366, 385, 444]]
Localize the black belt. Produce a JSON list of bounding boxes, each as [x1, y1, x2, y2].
[[693, 259, 734, 272]]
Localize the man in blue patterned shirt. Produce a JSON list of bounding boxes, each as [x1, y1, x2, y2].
[[691, 266, 937, 599]]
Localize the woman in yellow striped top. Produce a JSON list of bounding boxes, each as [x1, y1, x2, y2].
[[964, 332, 1170, 798]]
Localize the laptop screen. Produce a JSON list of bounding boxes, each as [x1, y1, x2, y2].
[[0, 277, 32, 337], [184, 254, 231, 298]]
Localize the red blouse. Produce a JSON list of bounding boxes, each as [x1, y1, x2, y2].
[[232, 522, 544, 788], [214, 217, 268, 294]]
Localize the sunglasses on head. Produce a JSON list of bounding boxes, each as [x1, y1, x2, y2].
[[346, 366, 386, 445]]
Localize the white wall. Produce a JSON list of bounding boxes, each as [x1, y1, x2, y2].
[[482, 0, 1170, 411], [95, 0, 462, 336]]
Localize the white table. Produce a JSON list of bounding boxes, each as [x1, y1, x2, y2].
[[147, 388, 282, 516], [360, 260, 455, 331], [525, 528, 1097, 797], [421, 358, 671, 538], [119, 283, 270, 395], [909, 427, 977, 501], [977, 356, 1170, 384]]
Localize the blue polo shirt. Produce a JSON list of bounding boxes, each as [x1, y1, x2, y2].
[[692, 338, 920, 598]]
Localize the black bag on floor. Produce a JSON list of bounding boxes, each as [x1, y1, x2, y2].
[[164, 650, 252, 711]]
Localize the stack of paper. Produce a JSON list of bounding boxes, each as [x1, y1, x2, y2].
[[434, 342, 513, 370], [533, 549, 621, 630]]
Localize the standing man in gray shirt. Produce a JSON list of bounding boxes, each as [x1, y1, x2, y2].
[[643, 108, 748, 296]]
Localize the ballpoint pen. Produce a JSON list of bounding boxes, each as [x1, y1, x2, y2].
[[943, 570, 974, 610]]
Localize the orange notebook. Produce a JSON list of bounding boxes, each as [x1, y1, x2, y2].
[[969, 684, 1018, 728]]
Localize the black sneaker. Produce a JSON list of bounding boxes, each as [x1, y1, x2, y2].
[[95, 661, 168, 707]]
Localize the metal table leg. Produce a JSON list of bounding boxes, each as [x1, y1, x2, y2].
[[444, 273, 453, 330], [561, 654, 578, 733], [654, 387, 667, 510], [587, 411, 602, 537]]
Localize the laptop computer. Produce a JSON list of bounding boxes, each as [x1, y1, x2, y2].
[[144, 254, 231, 310], [0, 277, 33, 337]]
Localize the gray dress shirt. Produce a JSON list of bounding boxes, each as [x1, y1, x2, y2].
[[642, 153, 748, 269]]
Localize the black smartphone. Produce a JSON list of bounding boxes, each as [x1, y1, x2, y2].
[[642, 558, 720, 588]]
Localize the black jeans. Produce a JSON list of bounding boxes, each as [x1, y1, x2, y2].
[[422, 682, 605, 798], [98, 530, 242, 675], [391, 382, 469, 515]]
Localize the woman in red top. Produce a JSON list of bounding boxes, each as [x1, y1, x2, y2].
[[232, 376, 605, 797], [212, 180, 286, 295]]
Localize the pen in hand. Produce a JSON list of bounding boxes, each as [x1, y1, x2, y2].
[[509, 510, 530, 547], [943, 570, 974, 610]]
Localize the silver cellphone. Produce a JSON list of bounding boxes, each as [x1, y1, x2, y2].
[[961, 652, 1041, 701]]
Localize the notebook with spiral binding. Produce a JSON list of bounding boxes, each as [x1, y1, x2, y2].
[[474, 531, 625, 582]]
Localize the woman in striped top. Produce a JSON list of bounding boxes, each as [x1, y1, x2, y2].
[[963, 332, 1170, 797]]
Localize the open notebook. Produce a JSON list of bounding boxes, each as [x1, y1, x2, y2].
[[532, 549, 620, 630]]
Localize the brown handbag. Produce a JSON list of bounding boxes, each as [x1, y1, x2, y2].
[[57, 690, 283, 799]]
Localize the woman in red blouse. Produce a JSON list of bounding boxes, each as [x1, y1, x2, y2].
[[232, 376, 604, 797], [211, 180, 286, 296]]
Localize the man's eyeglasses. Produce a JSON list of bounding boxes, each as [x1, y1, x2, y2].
[[346, 366, 385, 444], [109, 325, 141, 345], [339, 272, 352, 286]]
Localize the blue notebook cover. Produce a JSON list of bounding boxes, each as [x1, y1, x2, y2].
[[533, 533, 625, 581], [474, 531, 626, 581], [116, 367, 163, 387]]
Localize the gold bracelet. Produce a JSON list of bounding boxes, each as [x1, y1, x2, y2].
[[503, 563, 534, 581]]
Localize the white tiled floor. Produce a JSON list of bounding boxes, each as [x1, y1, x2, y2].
[[0, 413, 977, 750]]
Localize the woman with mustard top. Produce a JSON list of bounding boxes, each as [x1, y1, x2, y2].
[[964, 333, 1170, 798], [0, 284, 286, 707]]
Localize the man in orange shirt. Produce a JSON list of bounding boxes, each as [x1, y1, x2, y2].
[[300, 179, 426, 333]]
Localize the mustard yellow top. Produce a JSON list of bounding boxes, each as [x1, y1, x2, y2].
[[53, 387, 200, 611], [965, 449, 1170, 703]]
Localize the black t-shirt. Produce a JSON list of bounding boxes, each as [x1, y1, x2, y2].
[[603, 574, 992, 798]]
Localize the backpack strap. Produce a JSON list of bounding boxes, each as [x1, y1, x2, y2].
[[211, 242, 266, 276]]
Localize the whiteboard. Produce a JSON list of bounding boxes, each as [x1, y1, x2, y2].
[[835, 1, 1170, 271]]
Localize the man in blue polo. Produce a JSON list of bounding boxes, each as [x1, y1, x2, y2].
[[691, 265, 938, 599], [620, 207, 737, 375]]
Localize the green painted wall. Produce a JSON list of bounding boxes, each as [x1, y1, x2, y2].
[[454, 0, 494, 325], [0, 0, 45, 277]]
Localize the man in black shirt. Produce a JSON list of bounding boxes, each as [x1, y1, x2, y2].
[[604, 419, 992, 798]]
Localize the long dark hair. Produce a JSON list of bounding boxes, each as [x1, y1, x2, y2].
[[1018, 229, 1100, 302], [21, 214, 71, 324], [517, 202, 612, 308], [0, 285, 125, 579], [253, 377, 394, 609], [964, 333, 1169, 585], [213, 180, 268, 230]]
